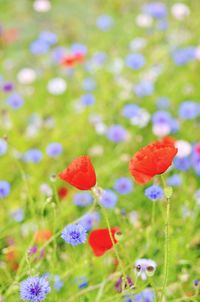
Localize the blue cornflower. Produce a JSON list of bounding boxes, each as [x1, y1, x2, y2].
[[6, 93, 24, 109], [126, 53, 145, 70], [100, 190, 118, 208], [61, 224, 87, 246], [107, 125, 127, 142], [134, 288, 156, 302], [92, 52, 107, 65], [122, 104, 140, 119], [73, 192, 93, 207], [156, 97, 170, 109], [39, 31, 57, 45], [52, 47, 66, 63], [71, 43, 87, 54], [20, 276, 51, 301], [114, 177, 133, 195], [11, 208, 24, 222], [79, 212, 100, 231], [46, 143, 63, 158], [145, 185, 164, 200], [179, 101, 200, 119], [24, 149, 42, 163], [54, 275, 63, 291], [134, 80, 154, 97], [174, 156, 191, 171], [143, 2, 167, 18], [152, 111, 172, 124], [172, 47, 196, 65], [30, 40, 49, 55], [96, 15, 113, 31], [0, 181, 10, 198], [167, 174, 182, 187], [0, 138, 8, 156], [82, 78, 96, 91], [81, 94, 95, 106]]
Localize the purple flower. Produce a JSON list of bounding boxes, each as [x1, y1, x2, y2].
[[2, 82, 13, 92], [114, 177, 133, 195], [126, 53, 145, 70], [20, 276, 51, 301], [134, 81, 154, 97], [143, 2, 167, 19], [6, 93, 24, 109], [115, 276, 133, 293], [81, 94, 95, 106], [46, 143, 63, 158], [100, 190, 118, 208], [145, 185, 163, 200], [96, 15, 113, 31], [23, 149, 43, 163], [0, 181, 10, 198], [79, 212, 100, 231], [0, 138, 7, 156], [73, 192, 93, 207], [172, 47, 196, 65], [167, 174, 182, 187], [122, 104, 140, 119], [28, 245, 38, 256], [61, 224, 87, 246], [107, 125, 127, 142], [179, 101, 200, 119]]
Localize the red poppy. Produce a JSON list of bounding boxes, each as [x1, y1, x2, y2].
[[59, 155, 96, 190], [34, 230, 52, 243], [58, 187, 69, 200], [129, 137, 178, 185], [88, 227, 120, 257], [61, 52, 85, 67]]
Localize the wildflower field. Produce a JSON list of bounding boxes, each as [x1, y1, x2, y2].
[[0, 0, 200, 301]]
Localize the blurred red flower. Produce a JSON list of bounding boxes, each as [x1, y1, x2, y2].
[[129, 137, 178, 184], [61, 52, 85, 67], [59, 155, 96, 190], [58, 187, 68, 200], [88, 227, 120, 256], [34, 230, 52, 243]]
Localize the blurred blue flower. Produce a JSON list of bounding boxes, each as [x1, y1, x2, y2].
[[100, 189, 118, 208], [79, 212, 100, 231], [75, 276, 88, 289], [143, 2, 167, 18], [24, 149, 43, 163], [82, 78, 96, 91], [156, 97, 170, 109], [167, 174, 182, 187], [6, 93, 24, 109], [157, 19, 168, 31], [92, 52, 107, 65], [179, 101, 200, 119], [81, 94, 95, 106], [71, 43, 87, 54], [145, 185, 164, 200], [11, 208, 24, 222], [73, 192, 93, 207], [134, 81, 154, 97], [126, 53, 145, 70], [122, 104, 140, 119], [54, 275, 63, 291], [30, 40, 49, 55], [107, 125, 127, 142], [3, 82, 13, 92], [0, 138, 7, 156], [20, 276, 51, 302], [174, 156, 192, 171], [152, 111, 172, 124], [96, 15, 113, 31], [39, 31, 57, 45], [172, 47, 196, 65], [0, 181, 10, 198], [61, 224, 87, 246], [46, 143, 63, 158], [52, 47, 66, 63], [114, 177, 133, 195]]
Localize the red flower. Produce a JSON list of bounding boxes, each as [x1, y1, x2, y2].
[[61, 52, 85, 67], [88, 227, 120, 257], [59, 155, 96, 190], [58, 187, 68, 200], [34, 230, 52, 243], [129, 137, 178, 185]]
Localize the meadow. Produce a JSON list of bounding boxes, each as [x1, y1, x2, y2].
[[0, 0, 200, 301]]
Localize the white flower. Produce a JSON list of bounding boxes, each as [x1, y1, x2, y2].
[[136, 14, 153, 28], [171, 3, 190, 20], [175, 140, 192, 158], [40, 184, 52, 197], [131, 109, 150, 128], [33, 0, 51, 12], [195, 46, 200, 60], [152, 123, 171, 137], [47, 78, 67, 95], [17, 68, 36, 85], [95, 123, 107, 134], [129, 37, 147, 51], [134, 258, 157, 280]]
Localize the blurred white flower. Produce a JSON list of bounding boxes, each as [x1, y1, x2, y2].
[[33, 0, 51, 12], [152, 123, 171, 137], [171, 3, 190, 20], [47, 78, 67, 95], [95, 123, 107, 134], [17, 68, 36, 85], [136, 14, 153, 28], [131, 109, 150, 128], [134, 258, 157, 280], [89, 145, 104, 156], [129, 37, 147, 51], [108, 58, 123, 74], [175, 140, 192, 158], [40, 183, 52, 197]]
